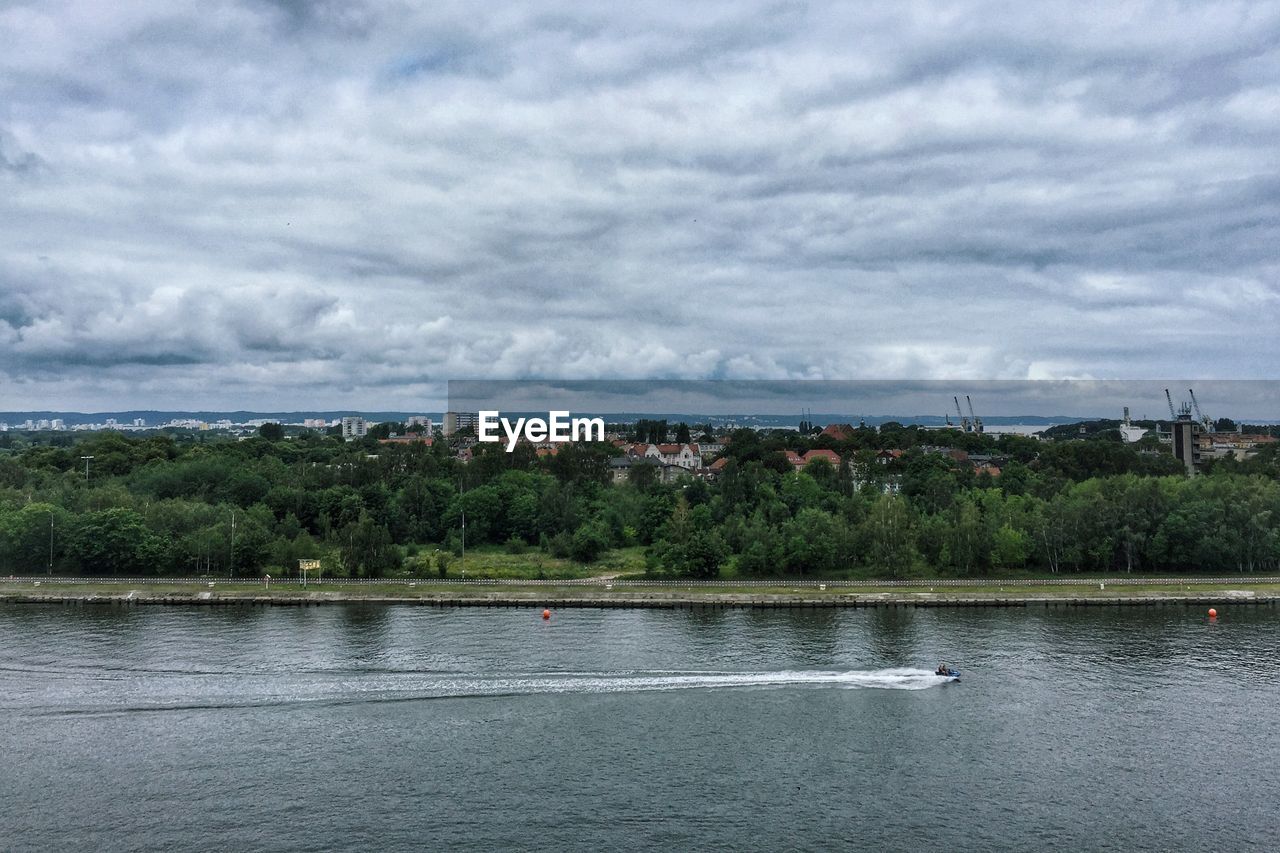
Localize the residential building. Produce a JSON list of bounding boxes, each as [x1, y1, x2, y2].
[[609, 455, 635, 483], [657, 443, 702, 469], [820, 423, 857, 442], [443, 411, 478, 436], [610, 456, 689, 484], [341, 416, 367, 440], [782, 449, 843, 472], [801, 449, 841, 467]]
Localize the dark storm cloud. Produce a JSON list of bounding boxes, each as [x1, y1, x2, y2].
[[448, 380, 1280, 421], [0, 0, 1278, 410]]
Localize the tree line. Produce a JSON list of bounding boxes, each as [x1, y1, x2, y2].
[[0, 424, 1277, 578]]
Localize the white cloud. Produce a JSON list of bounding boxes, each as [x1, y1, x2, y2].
[[1, 0, 1278, 409]]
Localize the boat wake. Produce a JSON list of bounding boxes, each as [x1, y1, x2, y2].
[[455, 667, 952, 695], [17, 668, 956, 717]]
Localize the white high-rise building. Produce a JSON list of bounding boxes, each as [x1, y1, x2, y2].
[[341, 416, 367, 440]]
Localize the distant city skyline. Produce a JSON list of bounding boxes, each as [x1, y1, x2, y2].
[[5, 376, 1280, 427], [2, 2, 1278, 410]]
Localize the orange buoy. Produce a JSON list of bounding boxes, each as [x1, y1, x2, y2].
[[542, 609, 551, 620], [1208, 608, 1217, 618]]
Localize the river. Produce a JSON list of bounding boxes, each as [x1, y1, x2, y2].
[[1, 603, 1277, 851]]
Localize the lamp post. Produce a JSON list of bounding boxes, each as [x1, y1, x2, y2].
[[48, 512, 54, 576], [460, 508, 466, 582], [79, 455, 94, 481], [228, 511, 236, 578]]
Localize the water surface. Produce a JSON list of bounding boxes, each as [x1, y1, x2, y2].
[[1, 603, 1276, 851]]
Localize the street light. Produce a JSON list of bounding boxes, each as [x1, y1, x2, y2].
[[79, 455, 94, 481], [48, 512, 54, 576]]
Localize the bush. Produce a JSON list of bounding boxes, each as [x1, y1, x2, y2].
[[570, 522, 611, 563], [548, 531, 572, 559], [503, 536, 527, 555]]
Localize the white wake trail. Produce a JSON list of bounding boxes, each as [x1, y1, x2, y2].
[[409, 667, 954, 697]]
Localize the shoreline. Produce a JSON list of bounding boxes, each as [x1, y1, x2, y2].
[[3, 581, 1278, 609]]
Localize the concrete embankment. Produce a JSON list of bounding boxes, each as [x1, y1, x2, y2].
[[3, 590, 1278, 609]]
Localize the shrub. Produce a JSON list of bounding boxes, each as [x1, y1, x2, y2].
[[548, 531, 572, 559], [570, 522, 611, 563]]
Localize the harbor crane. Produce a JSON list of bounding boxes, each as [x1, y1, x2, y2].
[[1165, 389, 1177, 421], [1188, 388, 1215, 433], [953, 396, 970, 432], [966, 395, 983, 434]]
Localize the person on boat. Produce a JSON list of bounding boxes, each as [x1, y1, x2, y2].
[[936, 662, 948, 676]]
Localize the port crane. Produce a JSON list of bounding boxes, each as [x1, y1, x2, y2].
[[966, 395, 983, 433], [1188, 388, 1215, 433], [953, 396, 970, 432], [1165, 389, 1177, 421]]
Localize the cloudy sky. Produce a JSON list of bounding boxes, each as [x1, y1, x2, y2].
[[2, 0, 1278, 411], [449, 380, 1280, 421]]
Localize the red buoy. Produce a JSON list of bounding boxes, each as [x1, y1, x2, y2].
[[1208, 608, 1217, 619], [542, 609, 551, 620]]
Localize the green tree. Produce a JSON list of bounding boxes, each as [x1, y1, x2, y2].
[[68, 508, 167, 575], [779, 508, 843, 575], [657, 527, 727, 578], [627, 460, 660, 492], [339, 512, 400, 577], [940, 495, 989, 576], [991, 524, 1031, 569], [858, 495, 920, 578], [0, 503, 72, 574], [444, 486, 504, 543], [570, 521, 611, 563]]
